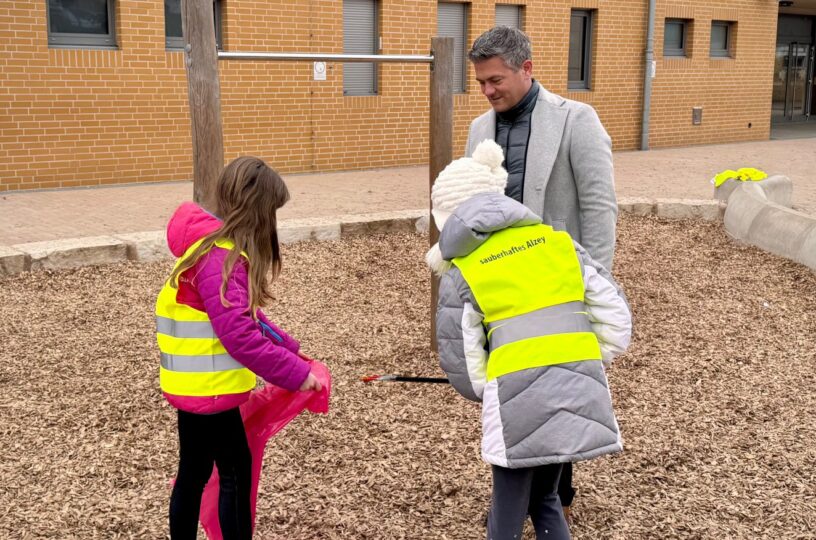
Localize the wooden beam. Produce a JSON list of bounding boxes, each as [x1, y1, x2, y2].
[[429, 37, 454, 351], [181, 0, 224, 211]]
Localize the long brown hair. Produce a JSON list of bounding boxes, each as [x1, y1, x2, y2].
[[169, 156, 290, 317]]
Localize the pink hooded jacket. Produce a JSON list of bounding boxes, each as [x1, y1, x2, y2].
[[162, 202, 311, 414]]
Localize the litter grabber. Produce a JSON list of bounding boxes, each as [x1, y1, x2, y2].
[[361, 374, 450, 384]]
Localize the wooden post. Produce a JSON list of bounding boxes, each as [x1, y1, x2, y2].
[[429, 37, 454, 351], [182, 0, 224, 210]]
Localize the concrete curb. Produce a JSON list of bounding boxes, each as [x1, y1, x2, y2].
[[10, 236, 128, 272], [723, 177, 816, 272], [0, 201, 720, 277], [618, 197, 726, 221]]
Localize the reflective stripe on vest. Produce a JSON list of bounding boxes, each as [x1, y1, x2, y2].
[[156, 237, 257, 397], [486, 301, 591, 349], [452, 224, 602, 381]]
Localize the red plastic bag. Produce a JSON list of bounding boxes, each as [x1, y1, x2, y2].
[[199, 359, 331, 539]]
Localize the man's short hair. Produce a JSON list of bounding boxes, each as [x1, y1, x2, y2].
[[468, 26, 532, 70]]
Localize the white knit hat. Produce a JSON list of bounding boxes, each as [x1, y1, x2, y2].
[[426, 139, 507, 275], [430, 139, 508, 227]]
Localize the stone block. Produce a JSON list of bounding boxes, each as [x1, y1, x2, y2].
[[278, 218, 341, 244], [339, 210, 426, 236], [114, 230, 170, 262], [0, 246, 29, 276], [415, 214, 430, 234], [656, 199, 722, 221], [618, 197, 655, 216], [14, 236, 128, 271]]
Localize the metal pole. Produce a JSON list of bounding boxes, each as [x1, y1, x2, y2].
[[429, 37, 453, 352], [218, 52, 433, 63], [187, 41, 452, 354], [640, 0, 656, 151]]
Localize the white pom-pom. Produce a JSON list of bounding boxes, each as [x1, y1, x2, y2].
[[425, 243, 452, 276], [471, 139, 504, 171]]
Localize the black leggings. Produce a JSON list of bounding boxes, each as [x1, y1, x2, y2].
[[558, 462, 576, 507], [170, 408, 252, 540], [487, 464, 570, 540]]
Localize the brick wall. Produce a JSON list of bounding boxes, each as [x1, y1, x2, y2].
[[0, 1, 781, 191], [647, 2, 779, 148]]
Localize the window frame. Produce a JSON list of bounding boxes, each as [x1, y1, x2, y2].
[[567, 9, 593, 90], [437, 1, 469, 94], [664, 18, 689, 58], [343, 0, 380, 96], [165, 0, 223, 51], [710, 20, 732, 58], [495, 4, 523, 30], [46, 0, 117, 49]]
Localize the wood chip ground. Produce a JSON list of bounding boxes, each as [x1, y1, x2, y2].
[[1, 214, 814, 539]]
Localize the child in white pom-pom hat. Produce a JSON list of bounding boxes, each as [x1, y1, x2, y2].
[[428, 139, 632, 540]]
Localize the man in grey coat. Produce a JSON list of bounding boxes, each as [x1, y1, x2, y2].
[[465, 26, 617, 271], [465, 26, 618, 517]]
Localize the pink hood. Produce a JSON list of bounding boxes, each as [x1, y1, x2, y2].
[[167, 201, 222, 258], [166, 202, 222, 312]]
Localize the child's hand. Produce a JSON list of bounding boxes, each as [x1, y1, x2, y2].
[[299, 371, 322, 392]]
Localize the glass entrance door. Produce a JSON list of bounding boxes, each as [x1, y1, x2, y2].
[[773, 15, 815, 124], [772, 43, 814, 122]]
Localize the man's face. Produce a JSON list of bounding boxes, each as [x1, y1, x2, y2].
[[473, 56, 533, 113]]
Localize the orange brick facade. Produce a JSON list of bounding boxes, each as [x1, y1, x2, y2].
[[0, 1, 783, 191]]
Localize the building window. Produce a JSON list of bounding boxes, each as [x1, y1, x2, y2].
[[343, 0, 379, 96], [568, 10, 593, 90], [710, 21, 733, 58], [437, 2, 468, 94], [664, 19, 690, 57], [47, 0, 116, 49], [495, 4, 523, 30], [165, 0, 223, 50]]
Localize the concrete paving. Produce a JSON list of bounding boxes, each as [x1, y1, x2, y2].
[[1, 137, 814, 247]]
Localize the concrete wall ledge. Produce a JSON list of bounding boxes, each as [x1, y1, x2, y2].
[[618, 197, 725, 221], [724, 178, 816, 272], [0, 200, 740, 277], [12, 236, 128, 272]]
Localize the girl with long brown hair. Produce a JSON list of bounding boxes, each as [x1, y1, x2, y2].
[[156, 156, 321, 539]]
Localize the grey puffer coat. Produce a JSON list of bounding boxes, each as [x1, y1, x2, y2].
[[434, 193, 631, 468]]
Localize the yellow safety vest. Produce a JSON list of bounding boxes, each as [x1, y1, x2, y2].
[[156, 238, 257, 397], [452, 224, 602, 381]]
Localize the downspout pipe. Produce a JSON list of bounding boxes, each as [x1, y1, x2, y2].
[[641, 0, 656, 150]]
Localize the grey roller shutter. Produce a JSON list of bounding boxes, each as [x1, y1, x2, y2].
[[437, 2, 467, 93], [344, 0, 378, 96], [495, 5, 521, 29]]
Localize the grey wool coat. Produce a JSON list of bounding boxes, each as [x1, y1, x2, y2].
[[465, 83, 618, 270], [435, 193, 629, 468]]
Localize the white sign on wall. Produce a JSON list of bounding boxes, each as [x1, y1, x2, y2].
[[313, 61, 327, 81]]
